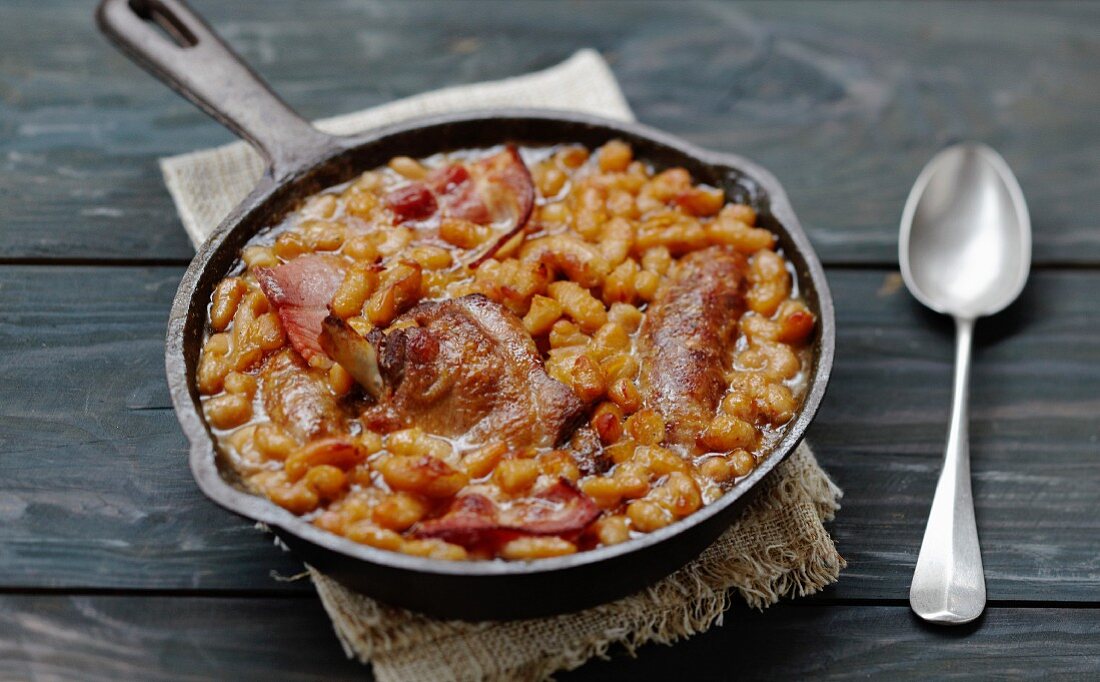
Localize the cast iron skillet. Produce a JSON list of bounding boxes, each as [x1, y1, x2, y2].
[[98, 0, 835, 620]]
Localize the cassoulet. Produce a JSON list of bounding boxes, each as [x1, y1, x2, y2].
[[197, 141, 814, 561]]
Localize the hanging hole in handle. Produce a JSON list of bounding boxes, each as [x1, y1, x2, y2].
[[129, 0, 198, 48]]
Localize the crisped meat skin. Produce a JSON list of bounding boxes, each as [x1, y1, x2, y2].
[[362, 294, 584, 447], [260, 349, 343, 442], [319, 315, 385, 399], [638, 246, 747, 447]]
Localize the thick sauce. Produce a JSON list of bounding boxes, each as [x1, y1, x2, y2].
[[196, 141, 814, 561]]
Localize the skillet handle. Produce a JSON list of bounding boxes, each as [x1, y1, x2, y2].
[[96, 0, 338, 178]]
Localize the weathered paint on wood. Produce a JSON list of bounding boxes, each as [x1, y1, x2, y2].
[[2, 597, 1098, 681], [0, 266, 308, 591], [815, 269, 1100, 600], [2, 266, 1097, 601], [3, 1, 1100, 676], [0, 595, 360, 681], [565, 604, 1100, 681], [1, 1, 1098, 264]]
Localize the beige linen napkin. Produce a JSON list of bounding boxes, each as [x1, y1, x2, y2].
[[160, 49, 844, 682]]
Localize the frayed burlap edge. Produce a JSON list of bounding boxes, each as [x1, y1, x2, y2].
[[309, 443, 844, 682]]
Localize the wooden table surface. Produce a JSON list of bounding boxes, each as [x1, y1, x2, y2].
[[3, 1, 1099, 678]]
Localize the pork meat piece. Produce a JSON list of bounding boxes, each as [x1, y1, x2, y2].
[[260, 349, 344, 442], [361, 294, 585, 447]]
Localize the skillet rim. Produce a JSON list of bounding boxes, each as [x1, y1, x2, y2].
[[166, 108, 835, 579]]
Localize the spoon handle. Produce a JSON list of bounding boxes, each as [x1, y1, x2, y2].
[[909, 316, 986, 624]]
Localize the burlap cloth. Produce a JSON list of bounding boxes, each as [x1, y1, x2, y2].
[[160, 49, 844, 682]]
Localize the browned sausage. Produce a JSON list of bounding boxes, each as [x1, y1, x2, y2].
[[637, 246, 747, 447]]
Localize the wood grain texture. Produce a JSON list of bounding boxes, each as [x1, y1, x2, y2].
[[1, 1, 1098, 263], [564, 605, 1100, 681], [2, 266, 1098, 601], [815, 270, 1100, 600], [2, 597, 1098, 681], [0, 266, 308, 591], [4, 2, 1100, 674], [0, 595, 360, 682]]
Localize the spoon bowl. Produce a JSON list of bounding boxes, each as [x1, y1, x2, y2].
[[900, 142, 1031, 625], [900, 143, 1031, 319]]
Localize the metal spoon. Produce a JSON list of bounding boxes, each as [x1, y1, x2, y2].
[[899, 143, 1031, 624]]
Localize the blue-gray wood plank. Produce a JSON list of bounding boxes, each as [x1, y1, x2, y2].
[[2, 266, 1097, 601], [2, 0, 1099, 264], [2, 598, 1098, 681], [2, 0, 1099, 678]]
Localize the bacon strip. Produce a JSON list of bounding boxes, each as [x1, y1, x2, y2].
[[254, 254, 347, 362], [385, 183, 437, 223], [413, 479, 599, 549], [382, 146, 535, 264], [637, 246, 748, 446], [467, 146, 536, 265], [427, 164, 491, 224]]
